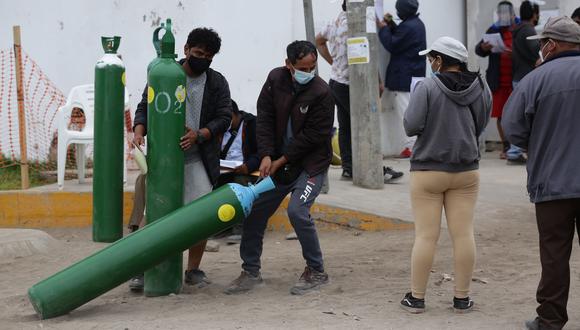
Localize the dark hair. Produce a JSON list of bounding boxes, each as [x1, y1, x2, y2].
[[231, 100, 240, 114], [572, 7, 580, 19], [186, 28, 222, 55], [286, 40, 318, 64], [520, 1, 539, 20], [342, 0, 346, 11], [429, 50, 468, 72]]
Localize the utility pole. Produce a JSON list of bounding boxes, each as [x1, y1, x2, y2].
[[13, 25, 29, 190], [303, 0, 315, 44], [346, 0, 383, 189]]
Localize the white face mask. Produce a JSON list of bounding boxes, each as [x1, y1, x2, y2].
[[538, 40, 553, 63]]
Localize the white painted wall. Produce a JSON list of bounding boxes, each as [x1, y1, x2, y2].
[[0, 0, 467, 112], [0, 0, 467, 159]]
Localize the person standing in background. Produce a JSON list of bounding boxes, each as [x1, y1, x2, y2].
[[475, 1, 519, 160], [377, 0, 426, 159], [506, 0, 540, 164], [317, 0, 403, 183]]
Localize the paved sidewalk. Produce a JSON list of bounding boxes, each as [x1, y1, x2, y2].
[[319, 152, 531, 226], [21, 151, 531, 227]]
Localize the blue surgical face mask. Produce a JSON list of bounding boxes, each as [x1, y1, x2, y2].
[[292, 66, 316, 85], [427, 58, 441, 78]]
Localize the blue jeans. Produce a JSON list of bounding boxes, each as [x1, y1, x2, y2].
[[507, 81, 525, 160], [240, 171, 325, 275], [506, 145, 525, 159]]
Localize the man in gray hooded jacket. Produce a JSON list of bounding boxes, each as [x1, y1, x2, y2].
[[502, 16, 580, 330]]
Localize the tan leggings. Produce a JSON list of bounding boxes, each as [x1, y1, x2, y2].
[[410, 170, 479, 299]]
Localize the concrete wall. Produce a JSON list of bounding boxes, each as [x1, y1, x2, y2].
[[0, 0, 468, 159], [8, 0, 573, 157], [0, 0, 467, 114]]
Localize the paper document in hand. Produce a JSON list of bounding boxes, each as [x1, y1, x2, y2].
[[220, 160, 243, 169], [482, 33, 507, 53], [375, 0, 384, 20]]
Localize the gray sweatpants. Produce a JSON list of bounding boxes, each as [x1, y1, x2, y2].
[[240, 170, 325, 275]]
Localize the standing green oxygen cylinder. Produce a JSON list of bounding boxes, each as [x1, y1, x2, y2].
[[145, 19, 186, 297], [93, 36, 125, 243]]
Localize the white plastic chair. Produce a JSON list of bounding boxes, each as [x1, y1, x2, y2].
[[57, 84, 129, 189]]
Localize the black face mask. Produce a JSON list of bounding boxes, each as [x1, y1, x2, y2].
[[187, 55, 212, 75]]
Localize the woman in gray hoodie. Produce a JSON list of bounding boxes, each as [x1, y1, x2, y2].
[[400, 37, 492, 314]]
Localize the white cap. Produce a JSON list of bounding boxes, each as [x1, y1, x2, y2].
[[419, 36, 468, 63]]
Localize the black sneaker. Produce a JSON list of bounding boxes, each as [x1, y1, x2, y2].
[[524, 318, 540, 330], [453, 296, 474, 313], [341, 169, 352, 180], [129, 274, 144, 292], [184, 269, 211, 287], [384, 166, 404, 183], [290, 266, 329, 295], [224, 271, 264, 295], [400, 292, 425, 313]]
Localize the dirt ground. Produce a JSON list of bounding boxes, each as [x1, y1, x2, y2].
[[1, 221, 579, 330], [2, 155, 580, 330]]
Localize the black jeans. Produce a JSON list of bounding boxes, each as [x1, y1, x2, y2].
[[535, 198, 580, 330], [240, 171, 325, 275], [329, 79, 351, 171]]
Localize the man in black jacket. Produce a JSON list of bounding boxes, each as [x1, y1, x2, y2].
[[225, 41, 334, 296], [512, 1, 540, 84], [131, 27, 232, 290], [506, 0, 539, 164]]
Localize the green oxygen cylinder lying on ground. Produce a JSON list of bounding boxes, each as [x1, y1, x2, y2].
[[93, 36, 125, 243], [145, 18, 187, 297], [27, 178, 276, 320]]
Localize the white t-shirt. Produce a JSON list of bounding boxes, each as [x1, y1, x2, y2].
[[320, 11, 349, 85], [221, 121, 244, 162]]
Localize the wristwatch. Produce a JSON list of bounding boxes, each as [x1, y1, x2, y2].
[[196, 130, 207, 144]]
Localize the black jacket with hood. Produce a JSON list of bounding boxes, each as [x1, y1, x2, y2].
[[133, 62, 232, 187]]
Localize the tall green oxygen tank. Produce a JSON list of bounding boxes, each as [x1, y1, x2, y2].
[[93, 36, 125, 243], [28, 178, 276, 319], [145, 18, 187, 297]]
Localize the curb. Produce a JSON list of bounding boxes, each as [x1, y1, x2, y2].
[[0, 190, 413, 232]]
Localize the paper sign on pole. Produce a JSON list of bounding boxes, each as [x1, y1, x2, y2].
[[347, 37, 370, 64], [366, 6, 376, 33]]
